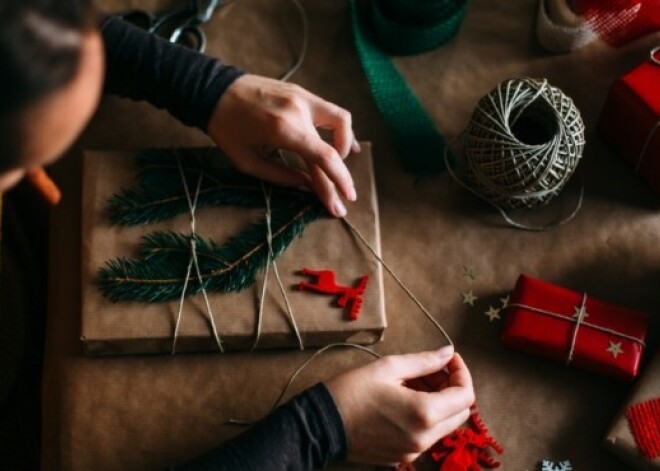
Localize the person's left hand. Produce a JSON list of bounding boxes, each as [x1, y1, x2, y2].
[[207, 74, 360, 217], [326, 347, 475, 466]]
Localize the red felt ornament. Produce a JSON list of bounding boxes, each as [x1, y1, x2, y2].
[[626, 397, 660, 459], [430, 409, 503, 471], [298, 268, 369, 320]]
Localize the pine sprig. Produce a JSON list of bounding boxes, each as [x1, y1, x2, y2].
[[98, 202, 326, 302], [108, 149, 311, 226], [98, 148, 328, 303]]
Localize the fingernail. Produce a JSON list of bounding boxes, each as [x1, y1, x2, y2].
[[437, 345, 454, 357], [333, 199, 347, 217], [347, 186, 357, 202], [352, 140, 362, 153]]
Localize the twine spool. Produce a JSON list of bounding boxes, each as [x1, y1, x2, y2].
[[463, 78, 585, 210]]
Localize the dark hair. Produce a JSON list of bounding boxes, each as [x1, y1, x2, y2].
[[0, 0, 95, 169]]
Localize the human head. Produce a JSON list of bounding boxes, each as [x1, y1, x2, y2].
[[0, 0, 103, 192]]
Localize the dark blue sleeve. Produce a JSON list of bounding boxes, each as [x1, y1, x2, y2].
[[170, 383, 348, 471], [100, 14, 244, 132]]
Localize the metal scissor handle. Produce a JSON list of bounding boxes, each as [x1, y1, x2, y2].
[[118, 1, 198, 35], [169, 0, 227, 52], [170, 25, 207, 52]]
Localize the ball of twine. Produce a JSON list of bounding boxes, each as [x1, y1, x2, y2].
[[463, 77, 585, 210]]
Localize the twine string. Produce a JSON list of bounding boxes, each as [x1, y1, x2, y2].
[[509, 79, 549, 127], [172, 252, 194, 354], [252, 181, 304, 351], [172, 156, 224, 354], [228, 342, 382, 425], [251, 254, 269, 350], [279, 0, 308, 82], [341, 217, 454, 347], [566, 293, 587, 364]]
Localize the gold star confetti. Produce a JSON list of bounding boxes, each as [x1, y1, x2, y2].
[[606, 341, 624, 359], [462, 265, 477, 280], [500, 295, 510, 308], [572, 305, 589, 319], [485, 306, 501, 322], [461, 290, 478, 306]]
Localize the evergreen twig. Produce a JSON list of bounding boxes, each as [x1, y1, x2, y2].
[[108, 149, 312, 226], [97, 149, 327, 302]]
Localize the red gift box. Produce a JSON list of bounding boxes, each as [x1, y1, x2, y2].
[[501, 274, 650, 381], [599, 56, 660, 196]]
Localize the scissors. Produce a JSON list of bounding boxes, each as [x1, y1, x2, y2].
[[118, 0, 228, 53]]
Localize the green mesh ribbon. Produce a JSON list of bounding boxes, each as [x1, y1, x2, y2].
[[350, 0, 468, 173]]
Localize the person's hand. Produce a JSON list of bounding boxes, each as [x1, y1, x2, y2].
[[207, 74, 360, 217], [326, 346, 474, 466]]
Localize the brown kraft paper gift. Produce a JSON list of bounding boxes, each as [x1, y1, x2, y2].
[[604, 349, 660, 470], [80, 144, 386, 355]]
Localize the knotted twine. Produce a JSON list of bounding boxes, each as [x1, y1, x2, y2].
[[172, 155, 304, 354], [445, 77, 586, 231], [173, 155, 223, 354], [350, 0, 467, 173], [508, 295, 646, 366], [252, 181, 303, 351]]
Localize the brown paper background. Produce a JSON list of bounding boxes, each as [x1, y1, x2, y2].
[[43, 0, 660, 469], [605, 350, 660, 470], [81, 148, 385, 354]]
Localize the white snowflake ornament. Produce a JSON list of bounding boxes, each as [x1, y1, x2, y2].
[[540, 460, 572, 471]]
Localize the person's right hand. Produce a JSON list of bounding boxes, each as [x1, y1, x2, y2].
[[325, 346, 474, 466], [207, 75, 359, 218]]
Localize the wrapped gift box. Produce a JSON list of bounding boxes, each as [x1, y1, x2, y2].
[[599, 57, 660, 195], [501, 274, 650, 381], [605, 349, 660, 470], [80, 145, 386, 355]]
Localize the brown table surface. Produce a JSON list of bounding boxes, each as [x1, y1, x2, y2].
[[42, 0, 660, 470]]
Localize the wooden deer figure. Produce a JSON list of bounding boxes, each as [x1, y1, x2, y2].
[[298, 268, 369, 320]]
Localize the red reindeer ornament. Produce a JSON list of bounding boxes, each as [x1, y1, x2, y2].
[[297, 268, 369, 320], [430, 409, 503, 471], [394, 409, 502, 471]]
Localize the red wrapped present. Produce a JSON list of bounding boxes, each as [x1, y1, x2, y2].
[[501, 274, 650, 381], [599, 53, 660, 196]]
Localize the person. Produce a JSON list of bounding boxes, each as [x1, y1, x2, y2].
[[0, 0, 475, 469]]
